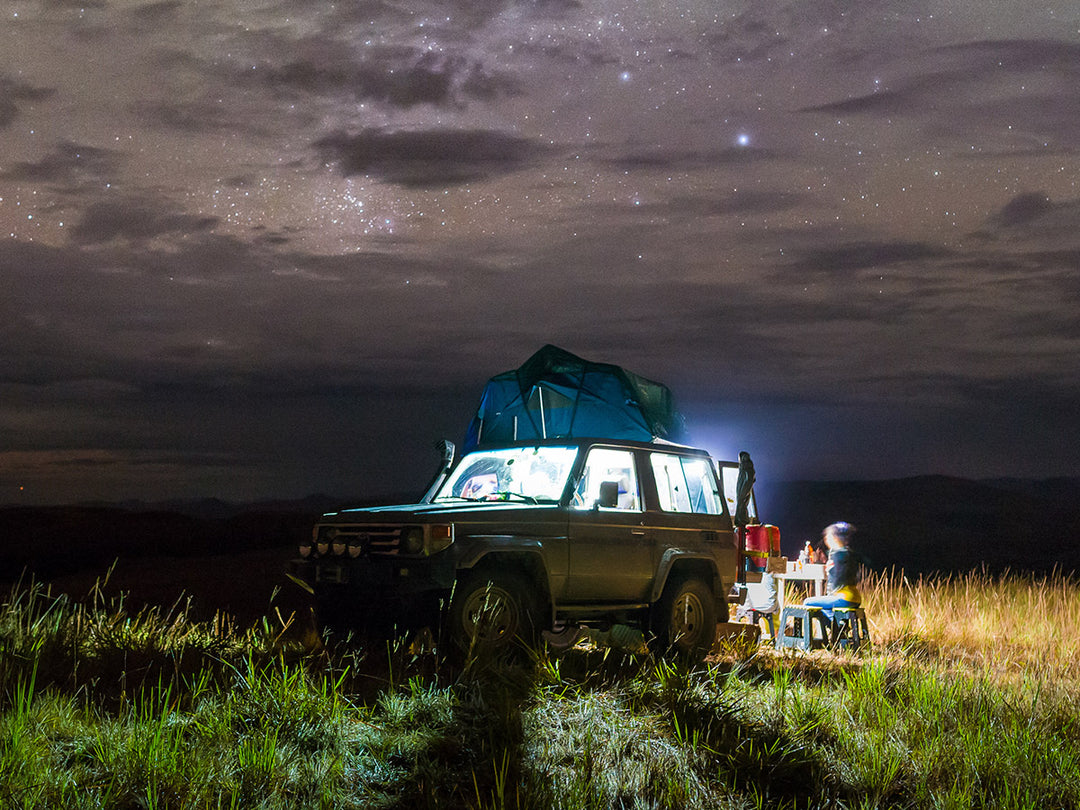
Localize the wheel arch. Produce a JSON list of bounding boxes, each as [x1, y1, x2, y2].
[[457, 549, 553, 626], [651, 552, 728, 623]]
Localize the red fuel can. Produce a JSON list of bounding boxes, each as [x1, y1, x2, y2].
[[742, 524, 780, 570]]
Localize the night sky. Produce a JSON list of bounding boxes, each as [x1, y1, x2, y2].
[[2, 1, 1079, 505]]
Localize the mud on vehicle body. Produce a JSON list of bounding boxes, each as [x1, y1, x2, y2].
[[291, 438, 766, 659]]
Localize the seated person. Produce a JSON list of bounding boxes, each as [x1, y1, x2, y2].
[[616, 474, 637, 509], [803, 521, 860, 619], [736, 571, 778, 622]]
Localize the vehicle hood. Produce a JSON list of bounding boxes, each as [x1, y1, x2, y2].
[[318, 501, 562, 523]]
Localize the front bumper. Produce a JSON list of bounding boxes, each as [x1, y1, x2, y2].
[[289, 552, 456, 601]]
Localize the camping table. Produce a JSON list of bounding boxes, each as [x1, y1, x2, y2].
[[773, 563, 827, 611]]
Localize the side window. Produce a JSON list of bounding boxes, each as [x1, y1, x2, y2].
[[683, 458, 723, 515], [650, 454, 691, 512], [573, 448, 640, 511], [651, 454, 722, 514]]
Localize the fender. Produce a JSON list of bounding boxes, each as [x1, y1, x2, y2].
[[455, 537, 557, 622], [454, 535, 548, 571], [650, 548, 723, 604]]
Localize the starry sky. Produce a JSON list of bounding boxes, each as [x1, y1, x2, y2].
[[2, 1, 1079, 505]]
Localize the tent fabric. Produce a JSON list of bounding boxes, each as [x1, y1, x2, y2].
[[463, 345, 684, 453]]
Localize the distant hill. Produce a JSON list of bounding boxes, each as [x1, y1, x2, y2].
[[3, 479, 1079, 590], [0, 494, 416, 622], [0, 494, 428, 586], [759, 476, 1080, 577]]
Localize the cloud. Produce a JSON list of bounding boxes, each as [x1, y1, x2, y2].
[[45, 0, 107, 8], [598, 144, 782, 172], [934, 38, 1080, 75], [703, 14, 794, 64], [0, 448, 261, 504], [782, 240, 953, 279], [262, 48, 519, 108], [71, 198, 218, 246], [977, 195, 1080, 244], [801, 38, 1080, 146], [799, 87, 914, 116], [1, 141, 120, 185], [990, 192, 1053, 227], [314, 128, 545, 187], [130, 1, 183, 23], [197, 5, 523, 112], [0, 76, 56, 128], [656, 191, 804, 218], [130, 98, 272, 135]]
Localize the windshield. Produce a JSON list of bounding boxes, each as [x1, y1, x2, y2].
[[435, 445, 579, 504]]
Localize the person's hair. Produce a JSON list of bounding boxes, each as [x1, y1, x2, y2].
[[824, 521, 856, 545]]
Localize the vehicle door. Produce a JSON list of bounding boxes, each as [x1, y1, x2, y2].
[[566, 446, 653, 602], [718, 462, 758, 525]]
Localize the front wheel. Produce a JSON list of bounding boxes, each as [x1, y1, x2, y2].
[[448, 571, 538, 658], [652, 577, 717, 660]]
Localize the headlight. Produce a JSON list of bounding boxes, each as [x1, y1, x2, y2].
[[316, 526, 335, 556], [298, 539, 313, 558], [347, 538, 364, 558], [329, 526, 346, 555], [401, 526, 424, 555]]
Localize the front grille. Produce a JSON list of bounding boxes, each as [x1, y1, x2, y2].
[[325, 525, 402, 556]]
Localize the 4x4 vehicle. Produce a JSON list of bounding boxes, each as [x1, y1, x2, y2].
[[292, 438, 752, 659]]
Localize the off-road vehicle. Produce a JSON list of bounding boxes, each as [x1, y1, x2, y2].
[[292, 437, 766, 659]]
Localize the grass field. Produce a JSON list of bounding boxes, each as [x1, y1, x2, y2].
[[2, 569, 1079, 809]]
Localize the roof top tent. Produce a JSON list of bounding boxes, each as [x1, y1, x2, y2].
[[463, 344, 685, 454]]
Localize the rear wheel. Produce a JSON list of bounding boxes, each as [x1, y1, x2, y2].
[[448, 571, 538, 658], [652, 576, 717, 660]]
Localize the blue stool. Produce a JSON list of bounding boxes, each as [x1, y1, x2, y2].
[[830, 607, 870, 651], [775, 606, 830, 651]]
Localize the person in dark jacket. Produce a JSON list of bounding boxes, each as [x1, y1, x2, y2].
[[803, 522, 860, 619]]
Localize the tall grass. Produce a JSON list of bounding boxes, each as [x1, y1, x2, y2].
[[860, 567, 1080, 681], [3, 569, 1080, 808]]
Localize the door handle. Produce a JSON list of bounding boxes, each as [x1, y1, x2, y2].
[[631, 529, 646, 536]]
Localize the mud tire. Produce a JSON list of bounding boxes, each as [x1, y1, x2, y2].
[[448, 570, 538, 659], [652, 576, 717, 660]]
